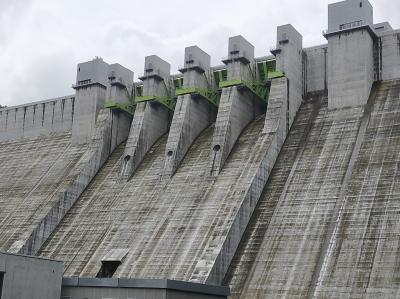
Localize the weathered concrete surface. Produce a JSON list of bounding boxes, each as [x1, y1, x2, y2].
[[225, 80, 400, 298], [71, 84, 107, 144], [380, 30, 400, 81], [274, 24, 303, 128], [120, 101, 170, 180], [37, 78, 289, 289], [304, 45, 328, 94], [202, 78, 288, 285], [120, 55, 171, 180], [0, 252, 63, 299], [0, 95, 127, 255], [163, 46, 216, 177], [327, 29, 374, 109], [18, 109, 126, 255], [209, 87, 264, 176], [0, 95, 75, 142], [0, 133, 87, 253], [163, 94, 216, 177]]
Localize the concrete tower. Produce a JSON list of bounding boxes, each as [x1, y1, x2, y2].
[[71, 58, 109, 144], [325, 0, 376, 109]]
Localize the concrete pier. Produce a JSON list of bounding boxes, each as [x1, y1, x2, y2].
[[272, 24, 303, 129], [163, 46, 217, 177], [105, 64, 134, 152], [120, 55, 172, 181], [209, 36, 265, 176], [71, 58, 109, 144]]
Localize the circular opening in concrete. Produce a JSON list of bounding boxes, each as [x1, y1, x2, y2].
[[213, 145, 221, 152], [124, 155, 131, 162], [167, 150, 173, 157]]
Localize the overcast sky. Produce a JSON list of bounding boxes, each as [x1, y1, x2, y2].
[[1, 0, 399, 106]]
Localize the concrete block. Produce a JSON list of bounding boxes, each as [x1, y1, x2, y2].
[[381, 30, 400, 81], [225, 36, 255, 82], [327, 29, 374, 109], [0, 252, 63, 299], [274, 24, 303, 128], [76, 57, 109, 88], [328, 0, 373, 33], [304, 45, 328, 94]]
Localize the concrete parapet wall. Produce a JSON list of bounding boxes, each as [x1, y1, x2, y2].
[[327, 29, 374, 109], [0, 96, 74, 142], [381, 29, 400, 81], [202, 78, 288, 284], [17, 108, 126, 255], [163, 94, 216, 177], [209, 87, 265, 176]]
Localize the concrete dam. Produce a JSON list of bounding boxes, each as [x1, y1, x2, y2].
[[1, 0, 400, 298]]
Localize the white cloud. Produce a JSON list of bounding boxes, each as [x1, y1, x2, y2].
[[0, 0, 399, 106]]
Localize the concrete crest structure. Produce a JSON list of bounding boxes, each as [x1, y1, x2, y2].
[[1, 0, 400, 298]]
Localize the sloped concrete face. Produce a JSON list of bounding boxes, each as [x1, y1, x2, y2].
[[327, 29, 374, 109], [120, 101, 170, 180], [225, 80, 400, 298], [163, 94, 216, 177], [208, 36, 266, 176], [209, 87, 264, 176], [17, 108, 123, 255], [163, 46, 216, 178]]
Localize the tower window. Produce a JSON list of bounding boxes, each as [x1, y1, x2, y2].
[[360, 2, 362, 7]]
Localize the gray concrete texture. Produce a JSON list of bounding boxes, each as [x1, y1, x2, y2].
[[163, 46, 216, 177], [328, 0, 373, 33], [0, 95, 75, 142], [327, 29, 374, 109], [380, 29, 400, 81], [0, 1, 400, 298], [225, 79, 400, 298], [120, 55, 171, 181], [275, 24, 303, 128], [226, 36, 254, 82], [0, 252, 63, 299]]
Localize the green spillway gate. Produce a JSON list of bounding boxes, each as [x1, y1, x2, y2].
[[104, 100, 136, 115], [135, 95, 176, 110], [175, 87, 220, 108], [218, 70, 284, 103]]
